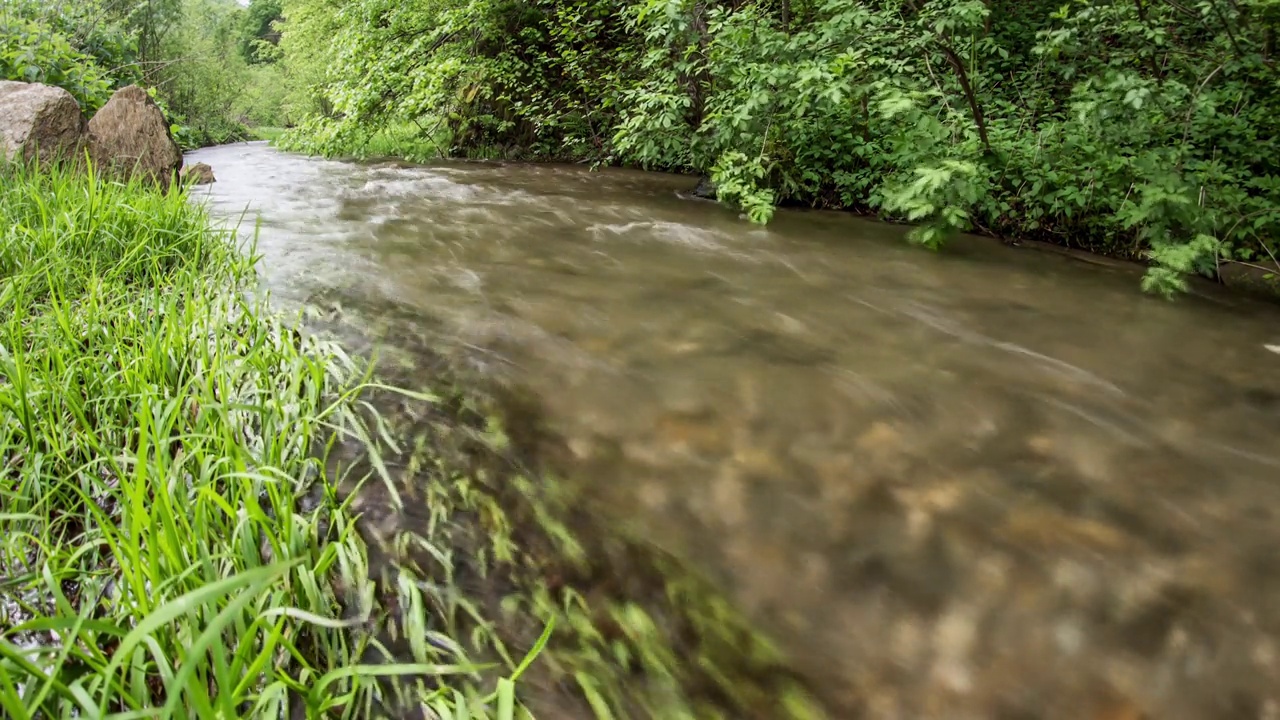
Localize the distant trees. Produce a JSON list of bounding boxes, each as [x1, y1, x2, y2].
[[241, 0, 283, 63]]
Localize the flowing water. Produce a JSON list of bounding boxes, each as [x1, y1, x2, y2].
[[190, 142, 1280, 720]]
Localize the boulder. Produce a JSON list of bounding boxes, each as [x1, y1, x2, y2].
[[88, 85, 182, 189], [181, 162, 216, 185], [692, 176, 718, 200], [0, 81, 85, 166], [1218, 261, 1280, 302]]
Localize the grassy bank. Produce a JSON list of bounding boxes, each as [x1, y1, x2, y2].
[[0, 165, 536, 718], [0, 164, 827, 719]]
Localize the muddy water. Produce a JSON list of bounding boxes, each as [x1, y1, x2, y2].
[[189, 142, 1280, 720]]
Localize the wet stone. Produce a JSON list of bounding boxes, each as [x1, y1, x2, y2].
[[653, 410, 730, 456]]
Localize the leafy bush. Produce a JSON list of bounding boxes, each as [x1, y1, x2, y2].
[[277, 0, 642, 160], [0, 17, 112, 111]]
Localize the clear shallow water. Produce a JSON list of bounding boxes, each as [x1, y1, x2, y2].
[[190, 142, 1280, 719]]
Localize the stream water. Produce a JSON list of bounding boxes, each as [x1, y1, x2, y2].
[[189, 142, 1280, 720]]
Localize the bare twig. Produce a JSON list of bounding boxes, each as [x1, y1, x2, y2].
[[1222, 207, 1280, 242], [1178, 62, 1226, 152]]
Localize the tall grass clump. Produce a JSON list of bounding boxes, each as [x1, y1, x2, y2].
[[0, 163, 530, 719]]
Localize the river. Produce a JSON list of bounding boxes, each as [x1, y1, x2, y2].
[[189, 142, 1280, 720]]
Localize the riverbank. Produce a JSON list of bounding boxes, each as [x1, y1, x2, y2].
[[273, 131, 1280, 303], [0, 164, 522, 717], [0, 161, 831, 718], [274, 0, 1280, 302]]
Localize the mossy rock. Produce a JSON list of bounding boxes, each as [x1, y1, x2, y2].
[[1218, 262, 1280, 302]]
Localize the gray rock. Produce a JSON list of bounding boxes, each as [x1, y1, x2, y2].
[[88, 85, 182, 190], [692, 176, 718, 200], [181, 162, 216, 185], [1218, 261, 1280, 301], [0, 81, 85, 166]]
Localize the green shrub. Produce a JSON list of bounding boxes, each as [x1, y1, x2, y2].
[[0, 17, 111, 111]]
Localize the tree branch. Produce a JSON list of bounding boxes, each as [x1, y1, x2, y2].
[[939, 43, 991, 152], [903, 0, 991, 152]]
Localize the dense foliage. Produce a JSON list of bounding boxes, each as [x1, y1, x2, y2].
[[278, 0, 1280, 293], [242, 0, 284, 63], [0, 15, 112, 111], [0, 0, 288, 147]]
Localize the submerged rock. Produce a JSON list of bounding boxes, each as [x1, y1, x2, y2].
[[0, 81, 84, 166], [182, 162, 216, 185], [88, 85, 182, 190], [692, 175, 718, 200], [1218, 261, 1280, 301]]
